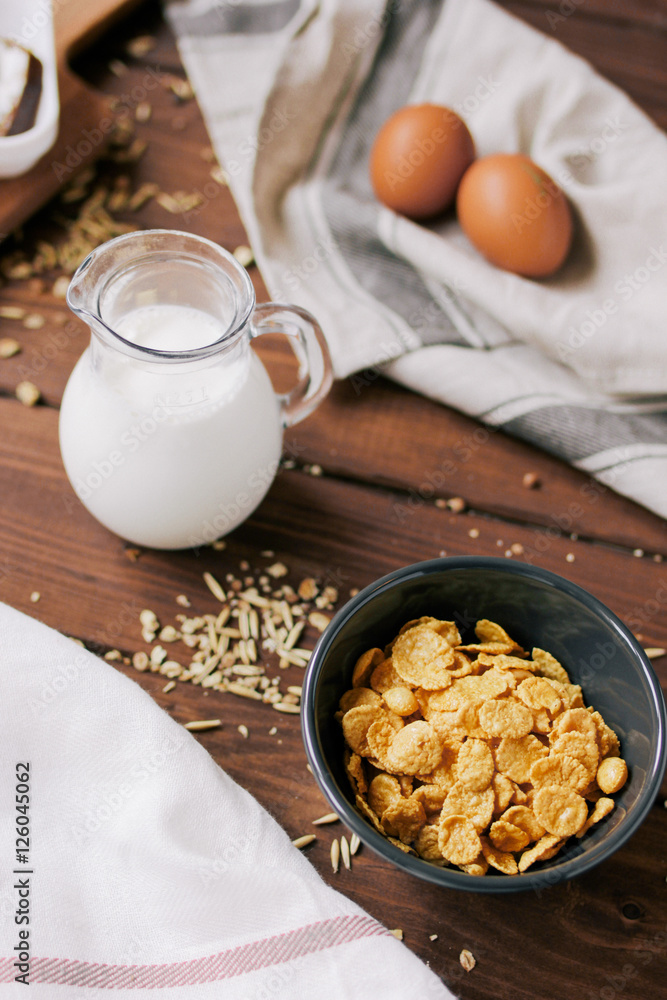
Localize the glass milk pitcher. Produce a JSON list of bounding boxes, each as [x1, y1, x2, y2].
[[59, 229, 333, 549]]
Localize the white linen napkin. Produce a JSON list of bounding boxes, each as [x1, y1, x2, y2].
[[0, 602, 453, 998], [166, 0, 667, 520]]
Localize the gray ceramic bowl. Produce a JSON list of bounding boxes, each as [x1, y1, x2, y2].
[[302, 557, 666, 893]]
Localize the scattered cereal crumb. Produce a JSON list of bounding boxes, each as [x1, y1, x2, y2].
[[132, 651, 149, 672], [447, 496, 466, 513], [349, 588, 359, 597], [135, 101, 152, 123], [126, 35, 156, 57], [468, 528, 479, 539], [109, 58, 128, 76], [389, 929, 403, 941], [653, 554, 663, 563], [460, 949, 476, 972], [176, 594, 191, 607], [237, 724, 249, 739], [124, 547, 141, 561], [15, 381, 40, 406], [434, 498, 447, 509], [429, 934, 438, 942], [292, 834, 316, 849], [104, 649, 122, 661], [0, 337, 21, 358], [184, 719, 222, 732], [566, 553, 575, 563], [267, 562, 288, 579], [510, 542, 524, 555], [309, 464, 323, 477], [269, 726, 278, 735], [633, 549, 644, 558], [233, 245, 254, 268], [522, 472, 540, 489], [29, 591, 40, 603], [22, 313, 45, 330], [52, 275, 70, 298], [163, 681, 176, 693]]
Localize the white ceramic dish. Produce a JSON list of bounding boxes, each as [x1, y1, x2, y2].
[[0, 0, 59, 178]]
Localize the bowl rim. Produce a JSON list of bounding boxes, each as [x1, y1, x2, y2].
[[301, 556, 667, 893]]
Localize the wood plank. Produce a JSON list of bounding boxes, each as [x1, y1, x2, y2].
[[0, 6, 665, 553], [497, 1, 667, 128], [1, 399, 665, 674], [1, 399, 666, 1000]]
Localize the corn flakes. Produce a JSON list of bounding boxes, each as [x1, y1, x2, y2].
[[338, 616, 627, 877]]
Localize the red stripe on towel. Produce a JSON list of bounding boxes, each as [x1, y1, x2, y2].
[[0, 914, 387, 988]]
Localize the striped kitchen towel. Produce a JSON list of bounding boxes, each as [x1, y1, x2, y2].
[[0, 600, 453, 998], [166, 0, 667, 519]]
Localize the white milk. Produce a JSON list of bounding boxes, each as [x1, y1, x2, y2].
[[59, 304, 283, 549]]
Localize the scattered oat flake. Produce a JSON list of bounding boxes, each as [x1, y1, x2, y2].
[[0, 337, 21, 358], [331, 839, 340, 873], [273, 702, 300, 714], [184, 719, 222, 732], [203, 571, 226, 602], [16, 381, 40, 406], [350, 833, 361, 855], [429, 934, 438, 941], [292, 834, 316, 849], [269, 726, 278, 735], [163, 681, 176, 693], [313, 813, 339, 826], [644, 647, 666, 660], [0, 305, 26, 320], [340, 835, 351, 870], [29, 591, 40, 603], [460, 949, 476, 972], [308, 612, 330, 632], [237, 724, 249, 739], [389, 929, 403, 941]]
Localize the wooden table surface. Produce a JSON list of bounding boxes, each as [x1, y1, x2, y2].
[[1, 2, 666, 997]]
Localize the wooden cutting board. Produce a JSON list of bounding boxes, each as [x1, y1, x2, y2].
[[0, 0, 146, 239]]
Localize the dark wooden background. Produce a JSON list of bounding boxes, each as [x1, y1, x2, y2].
[[0, 2, 665, 997]]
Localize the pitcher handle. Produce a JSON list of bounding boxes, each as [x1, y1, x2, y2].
[[251, 302, 334, 428]]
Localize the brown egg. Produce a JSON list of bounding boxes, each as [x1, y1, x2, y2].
[[370, 104, 475, 220], [456, 153, 573, 277]]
